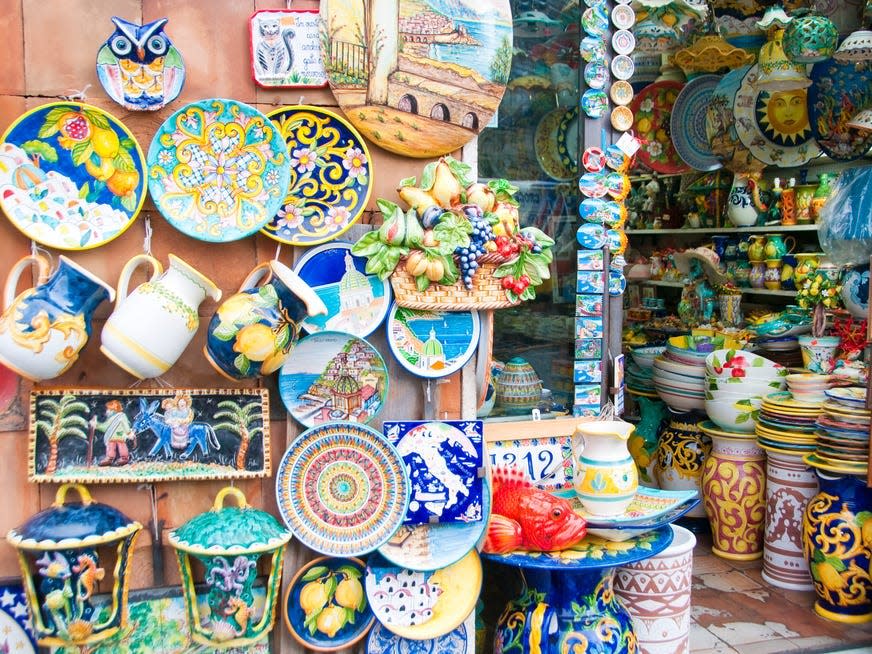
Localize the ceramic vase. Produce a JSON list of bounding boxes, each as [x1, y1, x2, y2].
[[794, 253, 821, 286], [749, 262, 767, 289], [101, 254, 221, 379], [810, 173, 835, 222], [795, 185, 817, 224], [802, 472, 872, 624], [797, 335, 840, 374], [763, 452, 818, 591], [718, 294, 743, 327], [572, 420, 639, 516], [628, 395, 668, 486], [726, 173, 765, 227], [654, 410, 711, 518], [495, 357, 543, 414], [0, 254, 115, 381], [780, 187, 797, 225], [763, 260, 782, 290], [701, 434, 766, 560], [615, 525, 697, 654], [747, 235, 767, 263], [763, 234, 795, 260]]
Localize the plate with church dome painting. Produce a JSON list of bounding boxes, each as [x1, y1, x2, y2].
[[319, 0, 511, 158], [278, 331, 389, 428], [293, 242, 392, 337], [386, 303, 481, 379], [264, 106, 372, 245]]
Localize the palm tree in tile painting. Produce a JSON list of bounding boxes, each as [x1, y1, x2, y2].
[[213, 400, 264, 470], [35, 394, 89, 474]]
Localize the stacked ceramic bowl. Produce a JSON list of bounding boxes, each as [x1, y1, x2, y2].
[[807, 388, 870, 476], [627, 345, 663, 394], [703, 349, 787, 433], [785, 373, 832, 404], [755, 391, 819, 454], [652, 341, 710, 412]]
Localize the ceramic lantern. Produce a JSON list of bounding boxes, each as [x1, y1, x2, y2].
[[6, 484, 142, 649], [168, 486, 292, 649]]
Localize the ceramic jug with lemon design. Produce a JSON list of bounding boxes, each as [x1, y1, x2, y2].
[[572, 420, 638, 516]]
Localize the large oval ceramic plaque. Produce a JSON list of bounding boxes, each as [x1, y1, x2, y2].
[[319, 0, 511, 158]]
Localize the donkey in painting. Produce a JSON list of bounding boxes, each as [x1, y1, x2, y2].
[[132, 398, 220, 459]]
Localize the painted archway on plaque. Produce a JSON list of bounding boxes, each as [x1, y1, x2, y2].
[[319, 0, 512, 158]]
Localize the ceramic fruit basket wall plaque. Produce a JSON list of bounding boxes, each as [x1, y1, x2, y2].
[[6, 483, 142, 649], [168, 487, 292, 649], [352, 157, 555, 311]]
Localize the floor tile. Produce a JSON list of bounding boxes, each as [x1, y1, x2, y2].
[[739, 639, 801, 654], [696, 569, 767, 594], [689, 622, 735, 651], [706, 621, 800, 646]]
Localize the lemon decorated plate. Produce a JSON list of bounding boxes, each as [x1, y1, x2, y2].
[[0, 101, 146, 250]]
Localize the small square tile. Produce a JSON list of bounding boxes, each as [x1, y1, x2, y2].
[[707, 621, 800, 646], [739, 639, 799, 654], [696, 569, 767, 594]]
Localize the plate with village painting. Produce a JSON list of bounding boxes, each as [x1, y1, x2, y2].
[[293, 242, 391, 337], [28, 389, 270, 484], [319, 0, 512, 158], [386, 304, 480, 379], [0, 102, 146, 250], [277, 331, 389, 428], [383, 420, 484, 525]]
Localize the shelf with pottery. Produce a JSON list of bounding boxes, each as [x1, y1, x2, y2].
[[626, 224, 820, 235], [632, 279, 798, 297]]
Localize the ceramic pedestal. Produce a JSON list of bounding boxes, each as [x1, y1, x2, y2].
[[655, 410, 711, 518], [763, 451, 818, 590], [615, 525, 697, 654], [702, 434, 766, 560]]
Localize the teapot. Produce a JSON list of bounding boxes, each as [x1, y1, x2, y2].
[[0, 254, 115, 381], [204, 260, 327, 380]]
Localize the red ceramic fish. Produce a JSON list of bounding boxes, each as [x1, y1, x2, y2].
[[483, 465, 587, 554]]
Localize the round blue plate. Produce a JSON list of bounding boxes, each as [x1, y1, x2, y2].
[[808, 59, 872, 162], [366, 612, 473, 653], [670, 74, 722, 172]]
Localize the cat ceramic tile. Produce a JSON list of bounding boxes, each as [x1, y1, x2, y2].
[[249, 10, 327, 88], [384, 420, 484, 525]]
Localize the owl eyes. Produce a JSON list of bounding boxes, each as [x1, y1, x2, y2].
[[110, 35, 132, 56], [148, 35, 168, 55]]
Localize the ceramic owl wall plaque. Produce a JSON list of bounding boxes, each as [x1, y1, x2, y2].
[[249, 10, 328, 88], [96, 17, 185, 111]]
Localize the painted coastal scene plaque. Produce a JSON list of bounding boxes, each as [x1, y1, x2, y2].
[[264, 106, 372, 246], [319, 0, 512, 157], [0, 102, 146, 250], [293, 243, 391, 337], [278, 331, 388, 428], [386, 304, 480, 379], [384, 420, 484, 525], [250, 10, 328, 88], [28, 389, 270, 483]]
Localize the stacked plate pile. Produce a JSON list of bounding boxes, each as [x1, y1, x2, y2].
[[627, 345, 663, 394], [785, 373, 832, 404], [755, 392, 819, 455], [652, 343, 708, 412], [703, 349, 787, 433], [805, 388, 870, 476]]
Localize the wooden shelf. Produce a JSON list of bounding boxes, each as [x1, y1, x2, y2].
[[627, 224, 820, 235], [631, 279, 797, 297]]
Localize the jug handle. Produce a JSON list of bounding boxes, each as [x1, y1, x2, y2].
[[784, 236, 796, 254], [4, 254, 50, 311], [239, 262, 273, 292], [117, 254, 164, 304], [279, 265, 328, 317]]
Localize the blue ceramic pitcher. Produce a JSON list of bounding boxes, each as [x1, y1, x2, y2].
[[0, 254, 115, 381]]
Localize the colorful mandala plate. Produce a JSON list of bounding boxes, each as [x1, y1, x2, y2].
[[0, 102, 147, 250], [147, 98, 291, 242], [264, 106, 372, 245], [275, 422, 410, 557], [670, 74, 722, 172], [534, 108, 575, 181], [629, 80, 690, 174]]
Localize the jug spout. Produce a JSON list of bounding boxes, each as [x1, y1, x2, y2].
[[575, 419, 635, 441]]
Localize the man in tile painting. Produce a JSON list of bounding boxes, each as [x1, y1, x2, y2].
[[91, 399, 136, 466]]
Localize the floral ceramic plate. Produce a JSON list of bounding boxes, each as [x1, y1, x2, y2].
[[275, 422, 410, 557], [670, 74, 722, 172], [278, 331, 388, 428], [824, 387, 867, 408], [0, 581, 36, 654], [733, 65, 821, 168], [364, 550, 482, 640], [367, 610, 475, 653], [611, 54, 635, 80], [0, 102, 147, 250], [553, 487, 699, 527], [264, 106, 372, 245], [283, 556, 375, 651], [319, 0, 510, 158], [148, 98, 291, 242], [386, 303, 481, 380], [704, 65, 764, 173], [629, 80, 690, 174], [610, 80, 634, 106], [535, 108, 575, 181], [293, 242, 391, 337], [808, 59, 872, 162]]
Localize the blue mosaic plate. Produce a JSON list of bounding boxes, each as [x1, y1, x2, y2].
[[670, 74, 721, 172], [366, 611, 474, 653], [808, 60, 872, 162]]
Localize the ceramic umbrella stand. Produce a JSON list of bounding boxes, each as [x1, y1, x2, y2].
[[6, 483, 142, 649], [654, 410, 711, 518], [168, 486, 292, 648]]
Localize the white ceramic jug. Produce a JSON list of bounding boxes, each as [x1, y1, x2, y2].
[[101, 254, 221, 379], [572, 420, 639, 516], [726, 172, 767, 227]]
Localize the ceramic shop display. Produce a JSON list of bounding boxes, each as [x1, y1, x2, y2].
[[383, 421, 484, 525], [364, 550, 481, 640], [615, 524, 696, 654], [669, 74, 721, 172], [204, 260, 326, 381], [264, 106, 372, 245], [28, 389, 271, 484], [631, 0, 706, 54], [0, 580, 37, 654], [96, 17, 185, 111], [6, 484, 142, 649], [319, 0, 511, 158], [386, 303, 480, 379], [0, 253, 114, 382], [0, 102, 147, 250], [283, 556, 374, 651], [704, 65, 765, 173], [293, 242, 392, 337], [249, 10, 328, 88], [168, 487, 291, 649], [572, 420, 639, 517], [147, 98, 291, 242], [101, 254, 220, 380], [655, 410, 711, 518], [629, 80, 690, 175], [841, 266, 870, 320], [807, 59, 872, 162], [275, 422, 410, 557], [366, 610, 474, 653]]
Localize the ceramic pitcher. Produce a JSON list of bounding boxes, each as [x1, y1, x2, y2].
[[572, 420, 638, 516], [763, 234, 795, 260], [726, 172, 767, 227], [204, 260, 327, 380], [0, 254, 115, 381], [101, 254, 221, 379]]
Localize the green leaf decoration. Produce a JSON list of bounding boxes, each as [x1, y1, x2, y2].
[[37, 122, 59, 139], [275, 325, 290, 350], [705, 391, 714, 400], [304, 608, 321, 635], [735, 412, 749, 423], [325, 575, 338, 600], [44, 107, 71, 124], [352, 230, 382, 257], [433, 212, 472, 251], [120, 192, 136, 212], [487, 177, 519, 199], [416, 274, 431, 292], [79, 182, 90, 199], [120, 137, 136, 150], [736, 399, 752, 407], [445, 156, 473, 187], [398, 175, 417, 188], [337, 565, 361, 580], [258, 284, 279, 303], [21, 139, 59, 163], [72, 141, 92, 166], [345, 606, 357, 625], [812, 549, 825, 564], [521, 286, 536, 301], [752, 358, 764, 367], [234, 353, 251, 376], [83, 109, 110, 130], [357, 593, 367, 613], [439, 254, 458, 285], [376, 198, 399, 219], [520, 226, 554, 248], [857, 511, 872, 526], [419, 161, 437, 190], [113, 149, 136, 172], [826, 556, 847, 572], [712, 355, 721, 369], [301, 566, 330, 582]]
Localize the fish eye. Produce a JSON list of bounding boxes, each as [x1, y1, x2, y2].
[[551, 508, 562, 518]]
